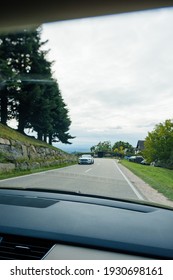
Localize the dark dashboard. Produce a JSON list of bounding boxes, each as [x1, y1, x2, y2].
[[0, 188, 173, 260]]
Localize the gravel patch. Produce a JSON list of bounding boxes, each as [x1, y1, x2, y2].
[[118, 162, 173, 208]]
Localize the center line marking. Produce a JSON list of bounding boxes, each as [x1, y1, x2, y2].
[[85, 168, 92, 173]]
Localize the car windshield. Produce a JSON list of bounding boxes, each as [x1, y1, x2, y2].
[[0, 6, 173, 210], [81, 155, 92, 157]]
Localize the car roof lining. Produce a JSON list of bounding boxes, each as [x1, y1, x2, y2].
[[1, 1, 173, 32]]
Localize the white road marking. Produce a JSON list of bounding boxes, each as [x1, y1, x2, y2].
[[113, 160, 144, 200], [85, 168, 92, 173]]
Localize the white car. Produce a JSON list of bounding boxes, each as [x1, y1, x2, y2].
[[78, 154, 94, 164]]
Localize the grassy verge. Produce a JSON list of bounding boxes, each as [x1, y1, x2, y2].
[[121, 160, 173, 201], [0, 162, 76, 180], [0, 123, 66, 151], [0, 123, 43, 145]]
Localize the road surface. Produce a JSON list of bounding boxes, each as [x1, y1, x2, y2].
[[0, 158, 144, 201]]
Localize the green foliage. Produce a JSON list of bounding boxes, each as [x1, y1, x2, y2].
[[90, 140, 134, 157], [0, 27, 74, 145], [112, 141, 134, 156], [90, 141, 112, 153], [143, 119, 173, 168]]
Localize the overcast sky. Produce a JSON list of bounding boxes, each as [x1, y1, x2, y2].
[[41, 7, 173, 152]]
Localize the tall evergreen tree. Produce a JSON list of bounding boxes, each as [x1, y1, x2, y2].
[[0, 28, 51, 130], [29, 80, 75, 144], [48, 85, 75, 145], [0, 27, 74, 145], [0, 46, 18, 125], [0, 60, 9, 125]]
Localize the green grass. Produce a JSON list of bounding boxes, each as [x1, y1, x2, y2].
[[121, 160, 173, 201], [0, 123, 63, 151], [0, 123, 76, 179], [0, 123, 40, 144]]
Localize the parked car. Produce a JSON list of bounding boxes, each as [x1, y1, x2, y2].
[[78, 154, 94, 164], [129, 155, 144, 163], [150, 160, 164, 167], [141, 159, 150, 165], [124, 156, 131, 160]]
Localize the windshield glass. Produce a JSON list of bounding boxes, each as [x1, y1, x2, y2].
[[0, 7, 173, 209]]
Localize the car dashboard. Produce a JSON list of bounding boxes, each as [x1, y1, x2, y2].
[[0, 188, 173, 260]]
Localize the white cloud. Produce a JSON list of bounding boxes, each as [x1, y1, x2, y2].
[[41, 7, 173, 151]]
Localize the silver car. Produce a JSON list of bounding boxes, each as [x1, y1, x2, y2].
[[78, 154, 94, 164]]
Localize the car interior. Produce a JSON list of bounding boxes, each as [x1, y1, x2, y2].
[[0, 0, 173, 260]]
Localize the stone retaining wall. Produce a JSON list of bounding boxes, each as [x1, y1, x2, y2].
[[0, 137, 77, 171]]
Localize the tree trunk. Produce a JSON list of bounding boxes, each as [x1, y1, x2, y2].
[[49, 133, 52, 145], [17, 102, 28, 133], [37, 131, 43, 141], [43, 134, 47, 143], [17, 113, 26, 133], [0, 92, 8, 125]]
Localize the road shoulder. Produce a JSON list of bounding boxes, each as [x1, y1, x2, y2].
[[117, 161, 173, 208]]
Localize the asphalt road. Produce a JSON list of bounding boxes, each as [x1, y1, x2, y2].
[[0, 158, 144, 201]]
